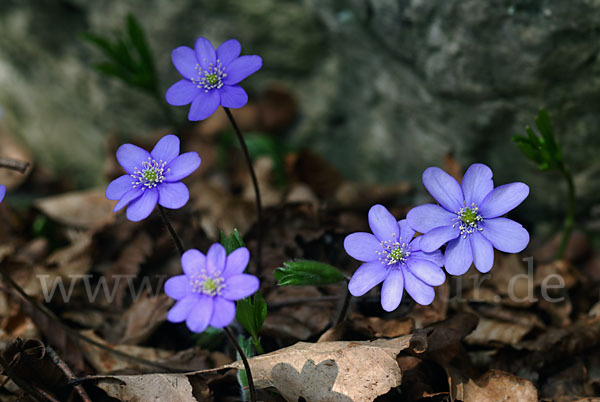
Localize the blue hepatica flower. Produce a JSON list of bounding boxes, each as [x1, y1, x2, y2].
[[106, 134, 201, 222], [164, 244, 259, 333], [407, 163, 530, 276], [166, 37, 262, 121], [0, 185, 5, 203], [344, 205, 446, 309]]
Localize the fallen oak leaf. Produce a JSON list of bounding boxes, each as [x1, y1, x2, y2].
[[187, 334, 417, 402], [94, 373, 200, 402]]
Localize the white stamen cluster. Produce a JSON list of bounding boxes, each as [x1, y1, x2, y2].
[[191, 59, 227, 92], [453, 203, 484, 238], [189, 270, 225, 296], [377, 236, 411, 266], [131, 158, 169, 190]]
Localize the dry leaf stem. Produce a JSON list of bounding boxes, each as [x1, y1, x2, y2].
[[0, 157, 29, 174], [223, 107, 263, 277]]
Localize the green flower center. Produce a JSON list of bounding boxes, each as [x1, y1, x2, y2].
[[377, 240, 411, 266], [189, 272, 225, 297], [205, 73, 218, 86], [131, 158, 168, 189], [192, 60, 227, 92], [455, 204, 483, 236]]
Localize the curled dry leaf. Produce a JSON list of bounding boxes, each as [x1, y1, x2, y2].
[[219, 335, 416, 402], [452, 369, 538, 402]]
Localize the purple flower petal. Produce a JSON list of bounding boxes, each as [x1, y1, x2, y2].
[[419, 225, 459, 252], [186, 295, 213, 333], [348, 260, 389, 297], [188, 89, 220, 121], [221, 274, 259, 300], [381, 270, 404, 312], [407, 258, 446, 286], [157, 182, 189, 209], [167, 295, 198, 323], [106, 174, 133, 200], [470, 231, 494, 273], [166, 80, 202, 106], [165, 152, 201, 182], [422, 167, 464, 212], [444, 236, 473, 275], [126, 188, 158, 221], [194, 37, 216, 70], [397, 219, 416, 244], [406, 204, 457, 234], [171, 46, 198, 80], [403, 269, 435, 305], [216, 39, 241, 67], [113, 187, 143, 212], [479, 183, 529, 218], [344, 232, 381, 262], [219, 85, 248, 108], [368, 204, 399, 243], [164, 275, 191, 300], [461, 163, 494, 206], [116, 144, 151, 174], [206, 243, 227, 276], [222, 247, 250, 278], [0, 185, 5, 203], [223, 55, 262, 85], [480, 218, 529, 253], [209, 297, 236, 328], [182, 249, 206, 276], [151, 135, 180, 164], [411, 249, 444, 267]]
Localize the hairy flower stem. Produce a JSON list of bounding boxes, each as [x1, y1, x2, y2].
[[556, 167, 576, 260], [0, 158, 30, 174], [158, 205, 185, 256], [223, 326, 257, 402], [223, 107, 263, 277], [334, 281, 352, 327]]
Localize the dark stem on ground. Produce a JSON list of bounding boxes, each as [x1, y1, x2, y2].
[[223, 326, 257, 402], [47, 346, 92, 402], [158, 205, 185, 256], [0, 158, 30, 174], [556, 167, 576, 260], [223, 107, 263, 277], [334, 281, 352, 326]]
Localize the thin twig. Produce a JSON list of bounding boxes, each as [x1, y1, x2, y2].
[[0, 266, 183, 373], [223, 107, 263, 277], [223, 327, 256, 402], [158, 205, 185, 255], [0, 158, 29, 174], [47, 346, 92, 402]]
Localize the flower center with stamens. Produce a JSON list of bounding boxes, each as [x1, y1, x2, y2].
[[131, 157, 168, 190], [454, 203, 484, 237], [189, 271, 225, 297], [191, 60, 227, 92], [377, 239, 411, 266]]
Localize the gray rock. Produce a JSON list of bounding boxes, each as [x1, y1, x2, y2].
[[0, 0, 598, 235]]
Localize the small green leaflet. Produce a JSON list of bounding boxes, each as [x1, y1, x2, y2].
[[236, 293, 267, 355], [274, 260, 346, 286], [220, 228, 246, 254]]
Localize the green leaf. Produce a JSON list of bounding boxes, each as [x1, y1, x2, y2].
[[193, 326, 224, 350], [236, 293, 267, 354], [515, 109, 565, 172], [274, 260, 346, 286], [220, 228, 246, 255]]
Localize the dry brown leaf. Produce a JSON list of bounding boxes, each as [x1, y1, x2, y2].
[[457, 369, 538, 402], [464, 317, 533, 345], [119, 293, 171, 345], [95, 373, 198, 402], [35, 189, 116, 229], [219, 336, 415, 402]]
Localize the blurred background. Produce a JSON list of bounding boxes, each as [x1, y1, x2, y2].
[[0, 0, 599, 243]]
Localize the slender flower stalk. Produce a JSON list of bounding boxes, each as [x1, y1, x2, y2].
[[223, 107, 263, 275], [223, 327, 257, 402], [557, 165, 575, 260]]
